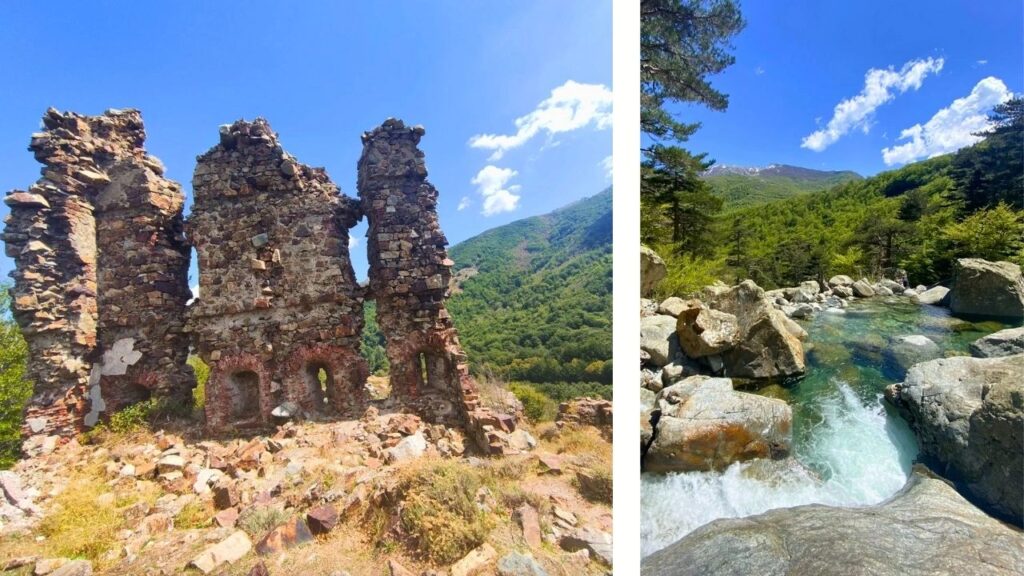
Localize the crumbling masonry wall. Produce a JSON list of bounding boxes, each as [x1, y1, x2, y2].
[[187, 119, 368, 432], [358, 120, 515, 450], [2, 108, 193, 437], [5, 110, 514, 453]]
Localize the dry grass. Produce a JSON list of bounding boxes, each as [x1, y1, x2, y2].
[[15, 464, 160, 570]]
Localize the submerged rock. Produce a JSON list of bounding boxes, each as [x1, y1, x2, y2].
[[969, 327, 1024, 358], [644, 376, 791, 473], [887, 354, 1024, 525], [887, 335, 942, 376], [948, 258, 1024, 320], [641, 466, 1024, 576]]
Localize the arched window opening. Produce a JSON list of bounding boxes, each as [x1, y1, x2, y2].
[[228, 370, 260, 421], [304, 362, 332, 411]]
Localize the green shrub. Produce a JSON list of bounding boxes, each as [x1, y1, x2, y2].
[[508, 383, 558, 422], [397, 461, 493, 565], [0, 286, 30, 469], [188, 355, 209, 409]]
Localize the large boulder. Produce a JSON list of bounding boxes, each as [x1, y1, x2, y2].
[[851, 279, 875, 297], [886, 354, 1024, 525], [949, 259, 1024, 320], [641, 466, 1024, 576], [675, 306, 739, 358], [913, 285, 950, 305], [641, 315, 679, 366], [970, 327, 1024, 358], [828, 274, 854, 287], [641, 246, 667, 298], [704, 281, 806, 378], [643, 376, 791, 473]]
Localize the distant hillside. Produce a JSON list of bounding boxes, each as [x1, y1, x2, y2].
[[703, 163, 862, 209], [447, 188, 612, 386], [361, 189, 612, 390]]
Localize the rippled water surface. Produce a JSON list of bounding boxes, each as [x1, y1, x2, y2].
[[641, 297, 1018, 557]]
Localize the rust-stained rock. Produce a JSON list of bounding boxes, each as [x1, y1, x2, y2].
[[254, 516, 314, 555], [306, 504, 338, 535]]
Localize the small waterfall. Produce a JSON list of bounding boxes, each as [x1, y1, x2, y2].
[[641, 381, 917, 557]]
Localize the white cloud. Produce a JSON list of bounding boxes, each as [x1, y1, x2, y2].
[[349, 236, 360, 248], [801, 57, 945, 151], [601, 155, 613, 180], [755, 66, 765, 76], [977, 59, 988, 66], [469, 80, 612, 160], [188, 284, 199, 304], [881, 76, 1012, 166], [471, 165, 521, 216], [457, 196, 471, 211]]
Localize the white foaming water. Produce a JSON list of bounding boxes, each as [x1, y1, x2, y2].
[[641, 381, 918, 557]]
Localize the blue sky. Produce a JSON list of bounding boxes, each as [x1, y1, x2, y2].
[[0, 1, 611, 282], [671, 0, 1023, 177]]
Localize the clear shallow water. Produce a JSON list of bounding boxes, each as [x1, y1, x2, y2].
[[641, 297, 1019, 557]]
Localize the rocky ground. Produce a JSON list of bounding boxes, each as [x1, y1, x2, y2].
[[0, 399, 612, 576]]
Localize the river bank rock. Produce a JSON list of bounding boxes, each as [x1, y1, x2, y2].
[[643, 376, 791, 473], [886, 354, 1024, 525], [913, 285, 950, 305], [641, 466, 1024, 576], [641, 246, 667, 298], [641, 315, 680, 367], [675, 306, 739, 358], [949, 258, 1024, 320], [704, 281, 805, 379], [851, 279, 875, 297], [828, 275, 854, 288], [969, 327, 1024, 358]]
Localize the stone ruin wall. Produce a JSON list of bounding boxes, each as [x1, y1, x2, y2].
[[358, 120, 516, 452], [2, 109, 193, 437], [3, 110, 512, 453], [187, 119, 367, 432]]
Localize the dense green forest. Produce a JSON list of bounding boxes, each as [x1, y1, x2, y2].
[[704, 165, 862, 208], [647, 98, 1024, 297], [364, 189, 613, 394]]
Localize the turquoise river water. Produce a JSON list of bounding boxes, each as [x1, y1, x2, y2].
[[640, 297, 1020, 557]]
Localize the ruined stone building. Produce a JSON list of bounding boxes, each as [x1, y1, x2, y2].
[[5, 110, 514, 451], [187, 119, 367, 432], [359, 121, 513, 449], [3, 109, 193, 437]]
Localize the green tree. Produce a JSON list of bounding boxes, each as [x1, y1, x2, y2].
[[641, 147, 723, 253], [0, 286, 30, 468], [641, 0, 745, 146], [948, 97, 1024, 211], [944, 202, 1024, 263]]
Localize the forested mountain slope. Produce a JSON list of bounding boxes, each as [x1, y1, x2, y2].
[[651, 100, 1023, 296], [363, 189, 612, 389], [703, 164, 862, 208]]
